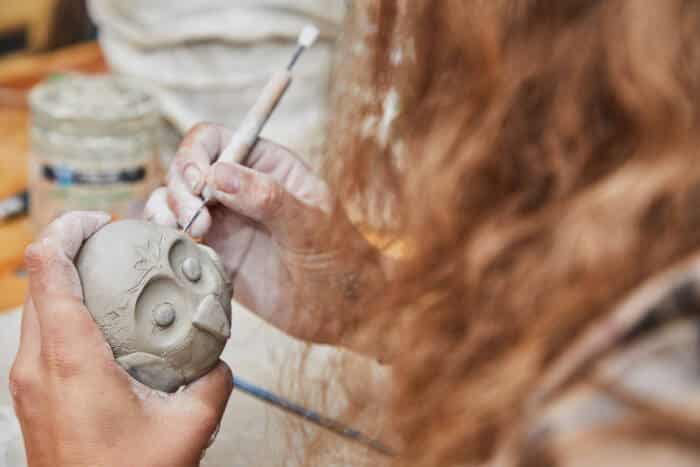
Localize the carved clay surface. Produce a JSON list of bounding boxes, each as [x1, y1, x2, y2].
[[75, 220, 233, 393]]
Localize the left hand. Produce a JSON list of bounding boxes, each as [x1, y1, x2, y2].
[[10, 212, 233, 467]]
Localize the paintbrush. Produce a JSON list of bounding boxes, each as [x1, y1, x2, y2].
[[183, 24, 320, 234], [233, 375, 395, 457]]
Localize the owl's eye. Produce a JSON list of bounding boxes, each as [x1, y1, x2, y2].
[[182, 257, 202, 282], [153, 303, 176, 328]]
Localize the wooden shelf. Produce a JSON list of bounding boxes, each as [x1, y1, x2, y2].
[[0, 0, 58, 51], [0, 41, 104, 89]]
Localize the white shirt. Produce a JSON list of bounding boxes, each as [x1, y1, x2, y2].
[[88, 0, 347, 157]]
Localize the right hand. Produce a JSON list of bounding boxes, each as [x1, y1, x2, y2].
[[144, 123, 375, 347]]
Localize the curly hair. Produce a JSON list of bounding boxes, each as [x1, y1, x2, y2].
[[321, 1, 700, 466]]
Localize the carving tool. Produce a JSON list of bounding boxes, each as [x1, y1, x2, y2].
[[182, 24, 320, 234], [233, 375, 395, 457]]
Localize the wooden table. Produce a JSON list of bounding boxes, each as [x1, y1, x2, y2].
[[0, 42, 107, 311]]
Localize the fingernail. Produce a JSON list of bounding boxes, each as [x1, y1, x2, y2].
[[184, 166, 202, 192], [214, 164, 240, 194]]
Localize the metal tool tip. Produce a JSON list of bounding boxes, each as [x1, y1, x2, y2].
[[182, 205, 204, 235]]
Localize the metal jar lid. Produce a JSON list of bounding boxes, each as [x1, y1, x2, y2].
[[29, 74, 160, 136]]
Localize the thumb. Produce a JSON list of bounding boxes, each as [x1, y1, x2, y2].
[[209, 161, 327, 247], [25, 211, 111, 305]]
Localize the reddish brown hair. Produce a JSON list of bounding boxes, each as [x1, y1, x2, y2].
[[320, 1, 700, 465]]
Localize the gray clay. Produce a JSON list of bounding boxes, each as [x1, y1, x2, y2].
[[182, 257, 202, 282], [75, 220, 233, 393]]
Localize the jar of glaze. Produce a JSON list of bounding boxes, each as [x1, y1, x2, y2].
[[28, 74, 161, 232]]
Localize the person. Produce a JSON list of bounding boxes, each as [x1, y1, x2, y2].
[[87, 0, 346, 162], [11, 1, 700, 466]]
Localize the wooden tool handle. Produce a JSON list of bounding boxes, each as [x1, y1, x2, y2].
[[221, 70, 292, 165], [202, 70, 292, 200]]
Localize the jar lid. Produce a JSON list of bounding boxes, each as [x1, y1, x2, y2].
[[29, 74, 158, 124]]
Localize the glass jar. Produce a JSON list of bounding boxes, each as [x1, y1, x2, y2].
[[28, 74, 161, 232]]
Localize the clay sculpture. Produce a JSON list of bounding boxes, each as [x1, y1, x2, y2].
[[75, 220, 232, 392]]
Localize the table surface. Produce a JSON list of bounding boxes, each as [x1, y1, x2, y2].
[[0, 42, 106, 311]]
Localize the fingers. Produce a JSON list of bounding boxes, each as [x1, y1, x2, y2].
[[163, 123, 320, 240], [180, 362, 233, 411], [159, 123, 233, 237], [24, 211, 113, 368], [173, 362, 233, 443], [10, 299, 43, 419], [209, 161, 326, 246], [245, 138, 312, 171], [143, 187, 178, 228], [209, 161, 281, 221], [167, 166, 212, 237], [175, 123, 233, 195], [15, 297, 41, 367]]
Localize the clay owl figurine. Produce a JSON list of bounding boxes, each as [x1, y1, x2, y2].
[[75, 220, 233, 393]]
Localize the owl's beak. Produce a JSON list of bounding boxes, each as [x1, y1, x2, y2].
[[192, 295, 231, 342]]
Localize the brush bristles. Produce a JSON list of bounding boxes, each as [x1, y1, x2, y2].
[[299, 25, 320, 48]]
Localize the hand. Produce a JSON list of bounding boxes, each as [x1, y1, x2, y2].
[[144, 123, 383, 348], [11, 212, 233, 467]]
